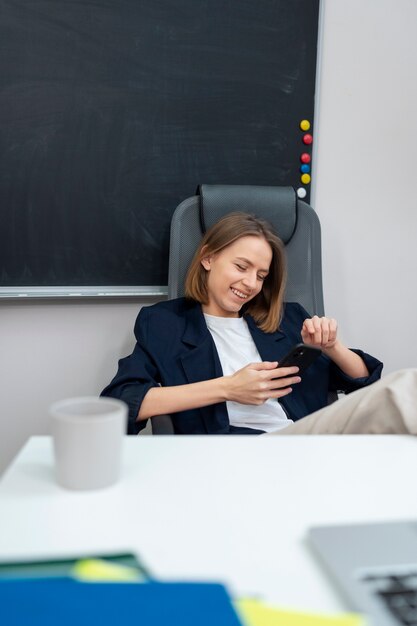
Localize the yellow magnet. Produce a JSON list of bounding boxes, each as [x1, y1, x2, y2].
[[301, 173, 311, 184], [300, 119, 311, 131]]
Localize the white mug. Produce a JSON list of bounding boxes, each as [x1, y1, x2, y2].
[[50, 396, 128, 491]]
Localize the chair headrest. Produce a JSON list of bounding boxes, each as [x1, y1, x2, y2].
[[198, 184, 297, 244]]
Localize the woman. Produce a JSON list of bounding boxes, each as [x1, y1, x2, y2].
[[101, 211, 416, 436]]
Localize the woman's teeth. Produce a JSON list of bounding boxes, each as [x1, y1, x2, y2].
[[231, 288, 248, 299]]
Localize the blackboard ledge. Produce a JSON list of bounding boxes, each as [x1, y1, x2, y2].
[[0, 286, 168, 299]]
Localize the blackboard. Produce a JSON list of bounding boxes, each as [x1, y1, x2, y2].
[[0, 0, 320, 297]]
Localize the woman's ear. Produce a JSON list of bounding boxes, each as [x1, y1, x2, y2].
[[200, 245, 212, 271], [201, 257, 211, 271]]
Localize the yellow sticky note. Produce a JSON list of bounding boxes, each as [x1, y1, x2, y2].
[[235, 598, 366, 626], [71, 558, 142, 582]]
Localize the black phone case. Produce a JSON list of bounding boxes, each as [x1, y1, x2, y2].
[[278, 343, 321, 373]]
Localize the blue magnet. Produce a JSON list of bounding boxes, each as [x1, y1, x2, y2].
[[300, 164, 311, 174]]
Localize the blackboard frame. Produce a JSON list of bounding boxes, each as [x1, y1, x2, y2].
[[0, 0, 320, 298]]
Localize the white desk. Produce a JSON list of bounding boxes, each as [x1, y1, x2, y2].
[[1, 435, 417, 614]]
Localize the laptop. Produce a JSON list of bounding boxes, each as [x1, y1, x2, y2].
[[309, 520, 417, 626]]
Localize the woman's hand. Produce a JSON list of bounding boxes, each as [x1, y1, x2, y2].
[[301, 315, 369, 379], [301, 316, 338, 350], [139, 362, 300, 419], [225, 361, 301, 405]]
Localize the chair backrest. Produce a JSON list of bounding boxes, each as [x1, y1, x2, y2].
[[168, 184, 325, 316], [152, 185, 331, 433]]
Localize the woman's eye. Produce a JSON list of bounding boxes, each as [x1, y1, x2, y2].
[[235, 264, 246, 271], [257, 275, 266, 281]]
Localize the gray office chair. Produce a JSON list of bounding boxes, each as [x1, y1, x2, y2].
[[151, 184, 327, 435]]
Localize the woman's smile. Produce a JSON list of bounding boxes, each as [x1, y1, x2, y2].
[[230, 287, 249, 300]]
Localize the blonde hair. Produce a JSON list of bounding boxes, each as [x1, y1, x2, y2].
[[184, 212, 287, 333]]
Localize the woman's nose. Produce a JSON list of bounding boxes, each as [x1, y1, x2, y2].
[[242, 272, 257, 290]]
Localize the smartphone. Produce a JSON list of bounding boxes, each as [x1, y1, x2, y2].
[[277, 343, 321, 374]]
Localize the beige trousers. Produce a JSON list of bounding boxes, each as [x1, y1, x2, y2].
[[270, 369, 417, 435]]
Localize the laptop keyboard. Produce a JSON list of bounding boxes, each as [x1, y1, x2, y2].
[[362, 572, 417, 625]]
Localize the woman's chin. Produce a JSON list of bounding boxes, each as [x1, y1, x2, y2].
[[227, 299, 244, 312]]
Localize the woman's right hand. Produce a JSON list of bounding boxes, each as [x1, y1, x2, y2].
[[224, 361, 301, 405], [139, 361, 301, 420]]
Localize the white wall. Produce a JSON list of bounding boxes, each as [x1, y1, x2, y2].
[[0, 300, 154, 474], [313, 0, 417, 373], [1, 0, 416, 474]]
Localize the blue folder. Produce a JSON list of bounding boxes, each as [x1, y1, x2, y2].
[[1, 578, 243, 626]]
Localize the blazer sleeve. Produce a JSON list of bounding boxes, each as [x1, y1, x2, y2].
[[294, 303, 383, 394], [100, 307, 160, 435], [328, 349, 383, 394]]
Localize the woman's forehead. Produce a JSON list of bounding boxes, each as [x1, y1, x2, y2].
[[223, 236, 272, 264]]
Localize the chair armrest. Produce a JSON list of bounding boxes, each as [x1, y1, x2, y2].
[[327, 391, 339, 405], [151, 414, 175, 435]]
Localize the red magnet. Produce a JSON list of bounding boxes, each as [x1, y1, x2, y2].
[[303, 134, 313, 145], [300, 153, 311, 164]]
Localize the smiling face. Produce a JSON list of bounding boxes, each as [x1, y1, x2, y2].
[[200, 235, 273, 317]]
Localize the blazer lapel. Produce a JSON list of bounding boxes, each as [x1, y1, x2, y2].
[[244, 314, 292, 362], [180, 302, 220, 380], [179, 303, 229, 434]]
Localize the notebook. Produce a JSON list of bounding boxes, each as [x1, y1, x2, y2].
[[0, 578, 243, 626]]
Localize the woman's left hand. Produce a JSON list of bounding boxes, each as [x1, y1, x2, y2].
[[301, 316, 338, 350], [301, 315, 370, 378]]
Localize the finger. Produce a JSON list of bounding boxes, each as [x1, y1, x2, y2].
[[303, 318, 316, 335], [312, 315, 322, 345], [301, 319, 316, 345], [270, 366, 299, 378], [268, 375, 301, 390], [254, 383, 296, 404], [328, 318, 338, 344], [303, 317, 322, 344], [250, 361, 278, 371], [268, 385, 295, 399], [321, 317, 330, 346], [301, 325, 310, 344]]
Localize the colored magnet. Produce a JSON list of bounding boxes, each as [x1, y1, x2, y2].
[[300, 153, 311, 164], [300, 164, 311, 174], [301, 173, 311, 184], [297, 187, 307, 199], [300, 119, 311, 131], [303, 134, 313, 145]]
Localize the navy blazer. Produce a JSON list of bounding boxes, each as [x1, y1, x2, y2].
[[101, 298, 383, 435]]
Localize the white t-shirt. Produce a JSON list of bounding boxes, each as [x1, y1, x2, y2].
[[204, 314, 293, 433]]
